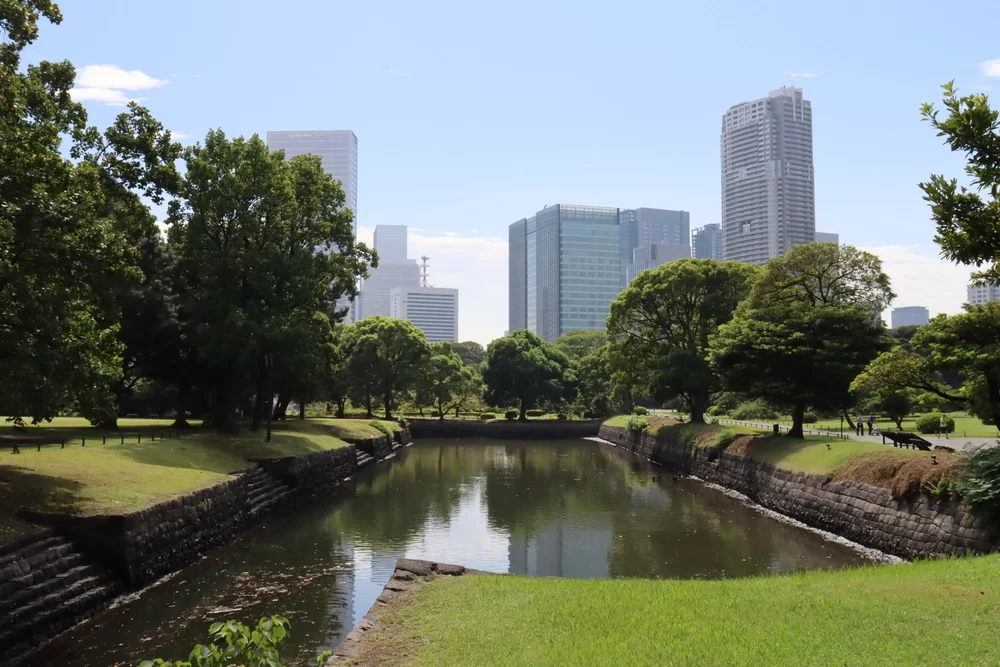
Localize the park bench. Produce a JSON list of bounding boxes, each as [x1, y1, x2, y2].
[[881, 431, 933, 451]]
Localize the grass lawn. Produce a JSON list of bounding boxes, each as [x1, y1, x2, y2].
[[732, 434, 897, 475], [354, 556, 1000, 667], [0, 417, 393, 541], [785, 412, 998, 438]]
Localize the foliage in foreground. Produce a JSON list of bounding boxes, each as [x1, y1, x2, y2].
[[955, 447, 1000, 525], [139, 616, 329, 667]]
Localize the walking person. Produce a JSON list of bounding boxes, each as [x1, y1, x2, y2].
[[867, 414, 875, 435], [940, 414, 949, 439], [855, 413, 864, 436]]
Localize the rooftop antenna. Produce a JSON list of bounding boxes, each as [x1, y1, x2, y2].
[[420, 256, 433, 288]]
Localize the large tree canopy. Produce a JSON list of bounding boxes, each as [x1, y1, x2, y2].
[[920, 82, 1000, 286], [554, 330, 607, 360], [483, 330, 575, 420], [451, 341, 487, 367], [606, 259, 758, 422], [345, 317, 430, 420], [166, 131, 373, 430], [711, 244, 894, 437], [853, 303, 1000, 426], [0, 4, 181, 425]]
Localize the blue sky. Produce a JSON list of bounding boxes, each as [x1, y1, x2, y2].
[[37, 0, 1000, 344]]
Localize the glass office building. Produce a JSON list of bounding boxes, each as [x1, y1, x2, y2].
[[509, 204, 620, 341]]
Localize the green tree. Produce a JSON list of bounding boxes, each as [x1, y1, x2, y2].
[[346, 317, 430, 419], [451, 340, 487, 366], [606, 259, 758, 423], [920, 82, 1000, 286], [166, 132, 372, 430], [554, 330, 607, 360], [482, 330, 575, 420], [0, 4, 181, 425], [575, 345, 613, 417], [711, 244, 894, 437], [416, 342, 467, 419], [321, 325, 354, 418], [881, 393, 912, 429], [853, 303, 1000, 427]]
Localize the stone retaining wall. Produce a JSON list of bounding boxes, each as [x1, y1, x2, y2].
[[257, 445, 359, 497], [408, 420, 601, 440], [598, 425, 997, 559], [20, 473, 255, 588]]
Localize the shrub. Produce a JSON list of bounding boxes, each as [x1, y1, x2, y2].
[[583, 411, 596, 419], [368, 420, 392, 437], [706, 405, 728, 417], [729, 400, 778, 421], [625, 415, 648, 433], [139, 616, 330, 667], [504, 410, 518, 421], [525, 409, 545, 418], [802, 412, 818, 424], [632, 406, 647, 416], [915, 412, 955, 434], [479, 412, 496, 420], [557, 413, 567, 421], [956, 447, 1000, 526], [397, 417, 409, 428]]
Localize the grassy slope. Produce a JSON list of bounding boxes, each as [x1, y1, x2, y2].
[[364, 556, 1000, 667], [786, 412, 998, 438], [0, 417, 395, 541], [734, 435, 896, 474]]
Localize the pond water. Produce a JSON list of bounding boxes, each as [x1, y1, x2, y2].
[[33, 439, 869, 666]]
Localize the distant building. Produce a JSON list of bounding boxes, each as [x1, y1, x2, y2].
[[967, 282, 1000, 306], [721, 87, 815, 264], [815, 231, 839, 245], [267, 129, 359, 321], [390, 286, 458, 343], [619, 208, 689, 287], [692, 223, 723, 260], [624, 243, 691, 286], [509, 204, 621, 341], [891, 306, 929, 328], [373, 224, 407, 263]]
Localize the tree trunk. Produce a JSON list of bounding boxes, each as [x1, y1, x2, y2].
[[171, 386, 191, 429], [455, 404, 461, 418], [272, 396, 290, 421], [383, 391, 393, 420], [298, 401, 306, 420], [251, 365, 266, 431], [336, 398, 347, 419], [787, 402, 806, 438], [215, 376, 241, 434], [518, 400, 528, 422], [688, 392, 707, 424], [842, 410, 856, 432], [894, 416, 903, 429]]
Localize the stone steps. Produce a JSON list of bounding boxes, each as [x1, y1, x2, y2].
[[244, 469, 292, 517], [0, 530, 123, 666], [356, 451, 374, 467]]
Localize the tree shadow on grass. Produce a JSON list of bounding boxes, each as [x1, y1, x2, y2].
[[0, 464, 85, 542]]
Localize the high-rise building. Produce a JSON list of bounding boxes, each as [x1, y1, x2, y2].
[[267, 130, 360, 320], [967, 282, 1000, 306], [374, 224, 407, 263], [721, 87, 815, 265], [815, 231, 839, 245], [891, 306, 930, 328], [692, 223, 724, 260], [358, 261, 420, 320], [624, 243, 691, 286], [390, 286, 458, 342], [509, 204, 620, 341], [618, 208, 689, 287]]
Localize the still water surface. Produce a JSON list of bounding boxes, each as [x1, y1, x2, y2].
[[35, 439, 868, 665]]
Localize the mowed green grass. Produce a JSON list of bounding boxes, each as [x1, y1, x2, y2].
[[737, 435, 907, 475], [0, 417, 396, 541], [783, 412, 998, 438], [365, 556, 1000, 667]]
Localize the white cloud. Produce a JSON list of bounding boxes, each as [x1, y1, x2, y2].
[[784, 70, 823, 78], [72, 65, 167, 107], [170, 130, 189, 140], [76, 64, 167, 90], [980, 58, 1000, 78], [69, 87, 136, 106], [388, 68, 400, 75], [860, 244, 972, 321]]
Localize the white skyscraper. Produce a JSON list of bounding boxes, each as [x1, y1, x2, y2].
[[373, 224, 408, 263], [267, 130, 359, 320], [359, 225, 420, 320], [390, 287, 458, 343], [967, 282, 1000, 306], [721, 87, 815, 265]]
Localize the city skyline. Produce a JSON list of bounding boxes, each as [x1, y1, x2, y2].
[[57, 0, 999, 345]]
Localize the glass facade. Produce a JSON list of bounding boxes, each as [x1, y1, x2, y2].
[[557, 205, 621, 337], [526, 217, 537, 333]]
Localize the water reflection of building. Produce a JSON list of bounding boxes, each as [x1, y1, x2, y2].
[[507, 515, 613, 579]]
